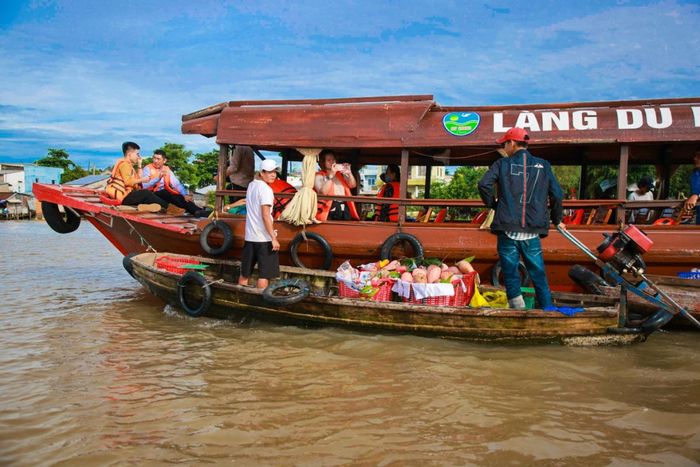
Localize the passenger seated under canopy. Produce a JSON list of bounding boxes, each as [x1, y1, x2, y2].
[[375, 163, 400, 222], [314, 149, 359, 221]]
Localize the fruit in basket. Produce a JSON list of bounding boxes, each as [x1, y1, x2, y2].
[[457, 258, 475, 274], [381, 260, 399, 271], [440, 263, 449, 271], [401, 272, 413, 282], [448, 266, 461, 275], [440, 270, 453, 282], [427, 265, 441, 283], [396, 265, 407, 274], [412, 268, 427, 283]]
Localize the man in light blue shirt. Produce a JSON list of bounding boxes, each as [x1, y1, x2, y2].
[[142, 150, 211, 217]]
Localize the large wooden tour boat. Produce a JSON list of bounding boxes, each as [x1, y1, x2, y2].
[[34, 95, 700, 291]]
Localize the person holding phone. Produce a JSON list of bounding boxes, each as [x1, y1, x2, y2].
[[314, 149, 359, 221]]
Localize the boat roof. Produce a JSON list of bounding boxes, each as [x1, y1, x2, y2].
[[182, 95, 700, 166]]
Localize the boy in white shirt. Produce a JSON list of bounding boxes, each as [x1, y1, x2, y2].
[[238, 159, 281, 289], [628, 176, 654, 223]]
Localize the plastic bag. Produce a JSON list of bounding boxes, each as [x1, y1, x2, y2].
[[482, 290, 508, 308], [469, 286, 489, 308]]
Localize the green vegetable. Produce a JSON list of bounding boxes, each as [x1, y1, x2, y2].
[[462, 256, 475, 263], [420, 257, 442, 267]]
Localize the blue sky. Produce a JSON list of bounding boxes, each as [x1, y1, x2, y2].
[[1, 0, 699, 168]]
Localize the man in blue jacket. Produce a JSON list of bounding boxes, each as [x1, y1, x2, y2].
[[478, 127, 565, 309], [684, 150, 700, 225]]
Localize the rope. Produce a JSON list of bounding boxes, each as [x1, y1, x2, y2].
[[123, 216, 156, 252]]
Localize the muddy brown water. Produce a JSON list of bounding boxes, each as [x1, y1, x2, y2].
[[1, 221, 699, 465]]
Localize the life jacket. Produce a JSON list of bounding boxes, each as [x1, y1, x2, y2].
[[315, 170, 360, 221], [269, 178, 297, 220], [375, 181, 400, 221], [145, 163, 180, 195], [105, 159, 137, 202]]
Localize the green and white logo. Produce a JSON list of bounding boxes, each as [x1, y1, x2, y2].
[[443, 112, 480, 136]]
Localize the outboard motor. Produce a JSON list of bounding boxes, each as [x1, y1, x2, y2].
[[557, 225, 700, 335], [596, 225, 653, 275]]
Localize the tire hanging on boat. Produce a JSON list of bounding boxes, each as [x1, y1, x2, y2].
[[568, 264, 609, 295], [41, 201, 81, 234], [379, 233, 424, 261], [289, 232, 333, 270], [491, 260, 531, 287], [122, 252, 139, 279], [200, 220, 234, 256], [177, 271, 212, 317], [639, 308, 675, 334], [262, 278, 311, 307]]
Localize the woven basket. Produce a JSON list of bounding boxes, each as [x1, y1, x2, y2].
[[402, 273, 477, 307], [338, 280, 394, 302]]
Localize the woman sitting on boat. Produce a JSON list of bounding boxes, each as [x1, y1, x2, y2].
[[374, 163, 400, 222], [314, 149, 360, 221]]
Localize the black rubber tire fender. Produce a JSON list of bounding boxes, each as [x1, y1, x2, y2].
[[640, 308, 675, 334], [122, 252, 139, 279], [41, 201, 81, 234], [379, 233, 424, 261], [177, 271, 212, 317], [491, 260, 532, 287], [289, 232, 333, 270], [262, 278, 311, 307], [568, 264, 609, 295], [200, 220, 234, 256]]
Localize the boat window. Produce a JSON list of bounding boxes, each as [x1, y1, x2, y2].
[[285, 160, 304, 189], [669, 164, 694, 199], [357, 165, 384, 195], [552, 166, 582, 199], [582, 165, 619, 199]]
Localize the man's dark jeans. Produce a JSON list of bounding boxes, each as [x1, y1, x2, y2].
[[497, 233, 553, 308]]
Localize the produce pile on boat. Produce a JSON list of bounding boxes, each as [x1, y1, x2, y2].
[[335, 257, 481, 305]]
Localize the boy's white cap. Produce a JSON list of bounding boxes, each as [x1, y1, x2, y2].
[[260, 159, 278, 171]]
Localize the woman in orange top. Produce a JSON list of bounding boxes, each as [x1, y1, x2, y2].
[[104, 142, 168, 211], [314, 149, 359, 221]]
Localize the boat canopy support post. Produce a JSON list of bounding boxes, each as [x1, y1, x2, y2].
[[658, 146, 672, 200], [580, 154, 589, 199], [216, 144, 229, 213], [424, 159, 433, 199], [281, 149, 289, 180], [616, 145, 629, 223], [399, 149, 409, 224]]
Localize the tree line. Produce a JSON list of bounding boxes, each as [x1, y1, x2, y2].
[[35, 144, 220, 190]]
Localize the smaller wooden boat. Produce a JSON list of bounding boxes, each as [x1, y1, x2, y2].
[[127, 252, 645, 344]]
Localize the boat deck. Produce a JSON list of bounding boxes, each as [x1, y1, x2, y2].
[[37, 184, 207, 234]]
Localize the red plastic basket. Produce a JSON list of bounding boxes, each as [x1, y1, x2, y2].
[[338, 280, 394, 302], [155, 255, 201, 275], [402, 272, 477, 307]]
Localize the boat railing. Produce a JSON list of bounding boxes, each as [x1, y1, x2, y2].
[[214, 189, 691, 225]]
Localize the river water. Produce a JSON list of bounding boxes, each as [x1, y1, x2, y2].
[[1, 220, 699, 465]]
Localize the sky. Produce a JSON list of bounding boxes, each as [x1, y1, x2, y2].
[[1, 0, 699, 169]]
